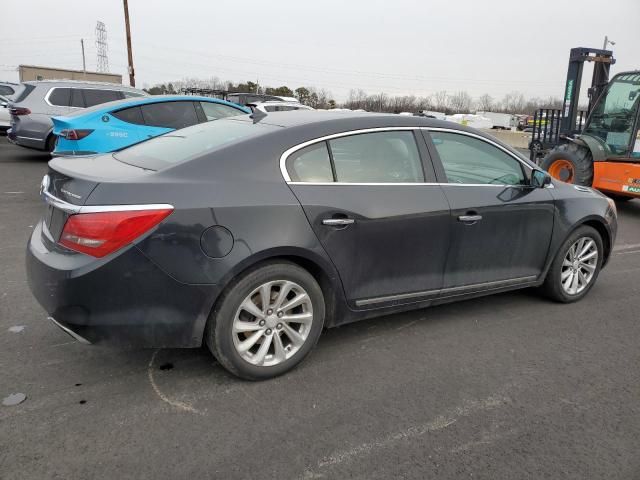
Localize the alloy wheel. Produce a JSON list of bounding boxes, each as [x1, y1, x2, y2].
[[232, 280, 313, 366], [560, 236, 598, 295]]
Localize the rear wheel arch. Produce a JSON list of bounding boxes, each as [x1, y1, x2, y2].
[[208, 250, 343, 332]]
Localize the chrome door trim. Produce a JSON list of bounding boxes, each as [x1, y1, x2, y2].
[[355, 275, 538, 307]]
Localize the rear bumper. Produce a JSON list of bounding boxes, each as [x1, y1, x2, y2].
[[26, 222, 218, 347]]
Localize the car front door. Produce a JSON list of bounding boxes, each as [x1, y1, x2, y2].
[[424, 129, 555, 290], [284, 129, 451, 307]]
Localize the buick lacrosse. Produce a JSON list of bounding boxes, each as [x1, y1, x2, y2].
[[27, 111, 617, 379]]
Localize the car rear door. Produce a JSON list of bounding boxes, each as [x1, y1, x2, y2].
[[424, 128, 555, 290], [284, 128, 451, 308]]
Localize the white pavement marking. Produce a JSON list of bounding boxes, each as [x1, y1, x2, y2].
[[613, 243, 640, 253], [147, 349, 202, 415], [300, 394, 510, 478]]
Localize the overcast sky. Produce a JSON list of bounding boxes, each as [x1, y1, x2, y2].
[[3, 0, 639, 103]]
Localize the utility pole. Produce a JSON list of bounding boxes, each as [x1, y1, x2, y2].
[[602, 35, 615, 50], [123, 0, 135, 86], [80, 39, 86, 78]]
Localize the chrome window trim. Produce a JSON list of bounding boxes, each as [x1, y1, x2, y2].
[[42, 190, 173, 214], [279, 125, 536, 187]]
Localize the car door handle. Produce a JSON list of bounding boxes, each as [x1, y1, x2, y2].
[[458, 214, 483, 223], [322, 218, 355, 226]]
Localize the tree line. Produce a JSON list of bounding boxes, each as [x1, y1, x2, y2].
[[144, 77, 567, 115]]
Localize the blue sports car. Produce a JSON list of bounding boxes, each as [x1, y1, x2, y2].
[[52, 95, 250, 156]]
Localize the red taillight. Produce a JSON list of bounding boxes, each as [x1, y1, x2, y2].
[[9, 107, 31, 116], [59, 208, 173, 258], [59, 129, 94, 140]]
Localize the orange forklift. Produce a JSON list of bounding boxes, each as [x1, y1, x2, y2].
[[530, 48, 640, 201]]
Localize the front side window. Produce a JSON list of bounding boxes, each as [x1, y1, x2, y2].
[[329, 131, 424, 183], [140, 101, 199, 129], [83, 89, 123, 107], [200, 102, 244, 121], [430, 132, 526, 185], [287, 142, 333, 182]]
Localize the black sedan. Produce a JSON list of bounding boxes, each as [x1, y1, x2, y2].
[[26, 111, 618, 379]]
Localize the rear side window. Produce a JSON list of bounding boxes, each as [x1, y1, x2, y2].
[[200, 102, 244, 121], [70, 88, 84, 107], [112, 106, 144, 125], [287, 143, 334, 182], [429, 132, 526, 185], [48, 88, 71, 106], [83, 89, 123, 107], [113, 118, 278, 171], [0, 85, 15, 96], [328, 131, 424, 183], [140, 101, 199, 129]]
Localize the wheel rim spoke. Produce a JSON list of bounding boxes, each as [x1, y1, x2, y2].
[[279, 293, 309, 313], [253, 334, 273, 365], [241, 298, 265, 320], [282, 323, 305, 348], [273, 281, 294, 310], [280, 312, 313, 324], [273, 333, 287, 363], [233, 320, 262, 333], [259, 283, 272, 312], [237, 329, 264, 353], [579, 249, 597, 262], [561, 269, 572, 281]]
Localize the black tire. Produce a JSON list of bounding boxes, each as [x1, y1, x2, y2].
[[45, 134, 57, 153], [541, 225, 603, 303], [205, 261, 325, 380], [540, 143, 593, 186]]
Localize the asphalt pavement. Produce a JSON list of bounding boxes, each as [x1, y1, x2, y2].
[[1, 136, 639, 480]]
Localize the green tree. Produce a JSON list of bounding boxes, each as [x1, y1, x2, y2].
[[295, 87, 311, 105]]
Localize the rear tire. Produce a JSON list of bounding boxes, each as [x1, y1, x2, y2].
[[541, 225, 603, 303], [541, 143, 593, 186], [45, 134, 56, 153], [205, 261, 325, 380]]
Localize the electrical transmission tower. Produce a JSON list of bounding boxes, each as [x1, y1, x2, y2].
[[95, 21, 109, 73]]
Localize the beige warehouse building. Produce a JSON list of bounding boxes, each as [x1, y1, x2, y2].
[[18, 65, 122, 84]]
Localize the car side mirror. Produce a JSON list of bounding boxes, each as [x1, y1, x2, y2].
[[531, 169, 551, 188]]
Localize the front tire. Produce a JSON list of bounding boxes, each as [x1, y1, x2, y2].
[[541, 143, 593, 186], [205, 261, 325, 380], [541, 225, 603, 303]]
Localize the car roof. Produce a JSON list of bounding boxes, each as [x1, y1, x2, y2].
[[23, 79, 141, 89], [59, 95, 250, 118]]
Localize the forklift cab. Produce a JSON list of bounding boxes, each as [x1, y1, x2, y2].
[[581, 71, 640, 159]]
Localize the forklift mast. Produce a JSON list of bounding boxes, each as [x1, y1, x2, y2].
[[560, 47, 615, 136]]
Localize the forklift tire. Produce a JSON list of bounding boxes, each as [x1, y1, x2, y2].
[[541, 143, 593, 186]]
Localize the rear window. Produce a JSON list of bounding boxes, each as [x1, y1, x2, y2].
[[0, 85, 15, 96], [113, 118, 278, 171], [140, 101, 199, 129], [13, 84, 35, 102]]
